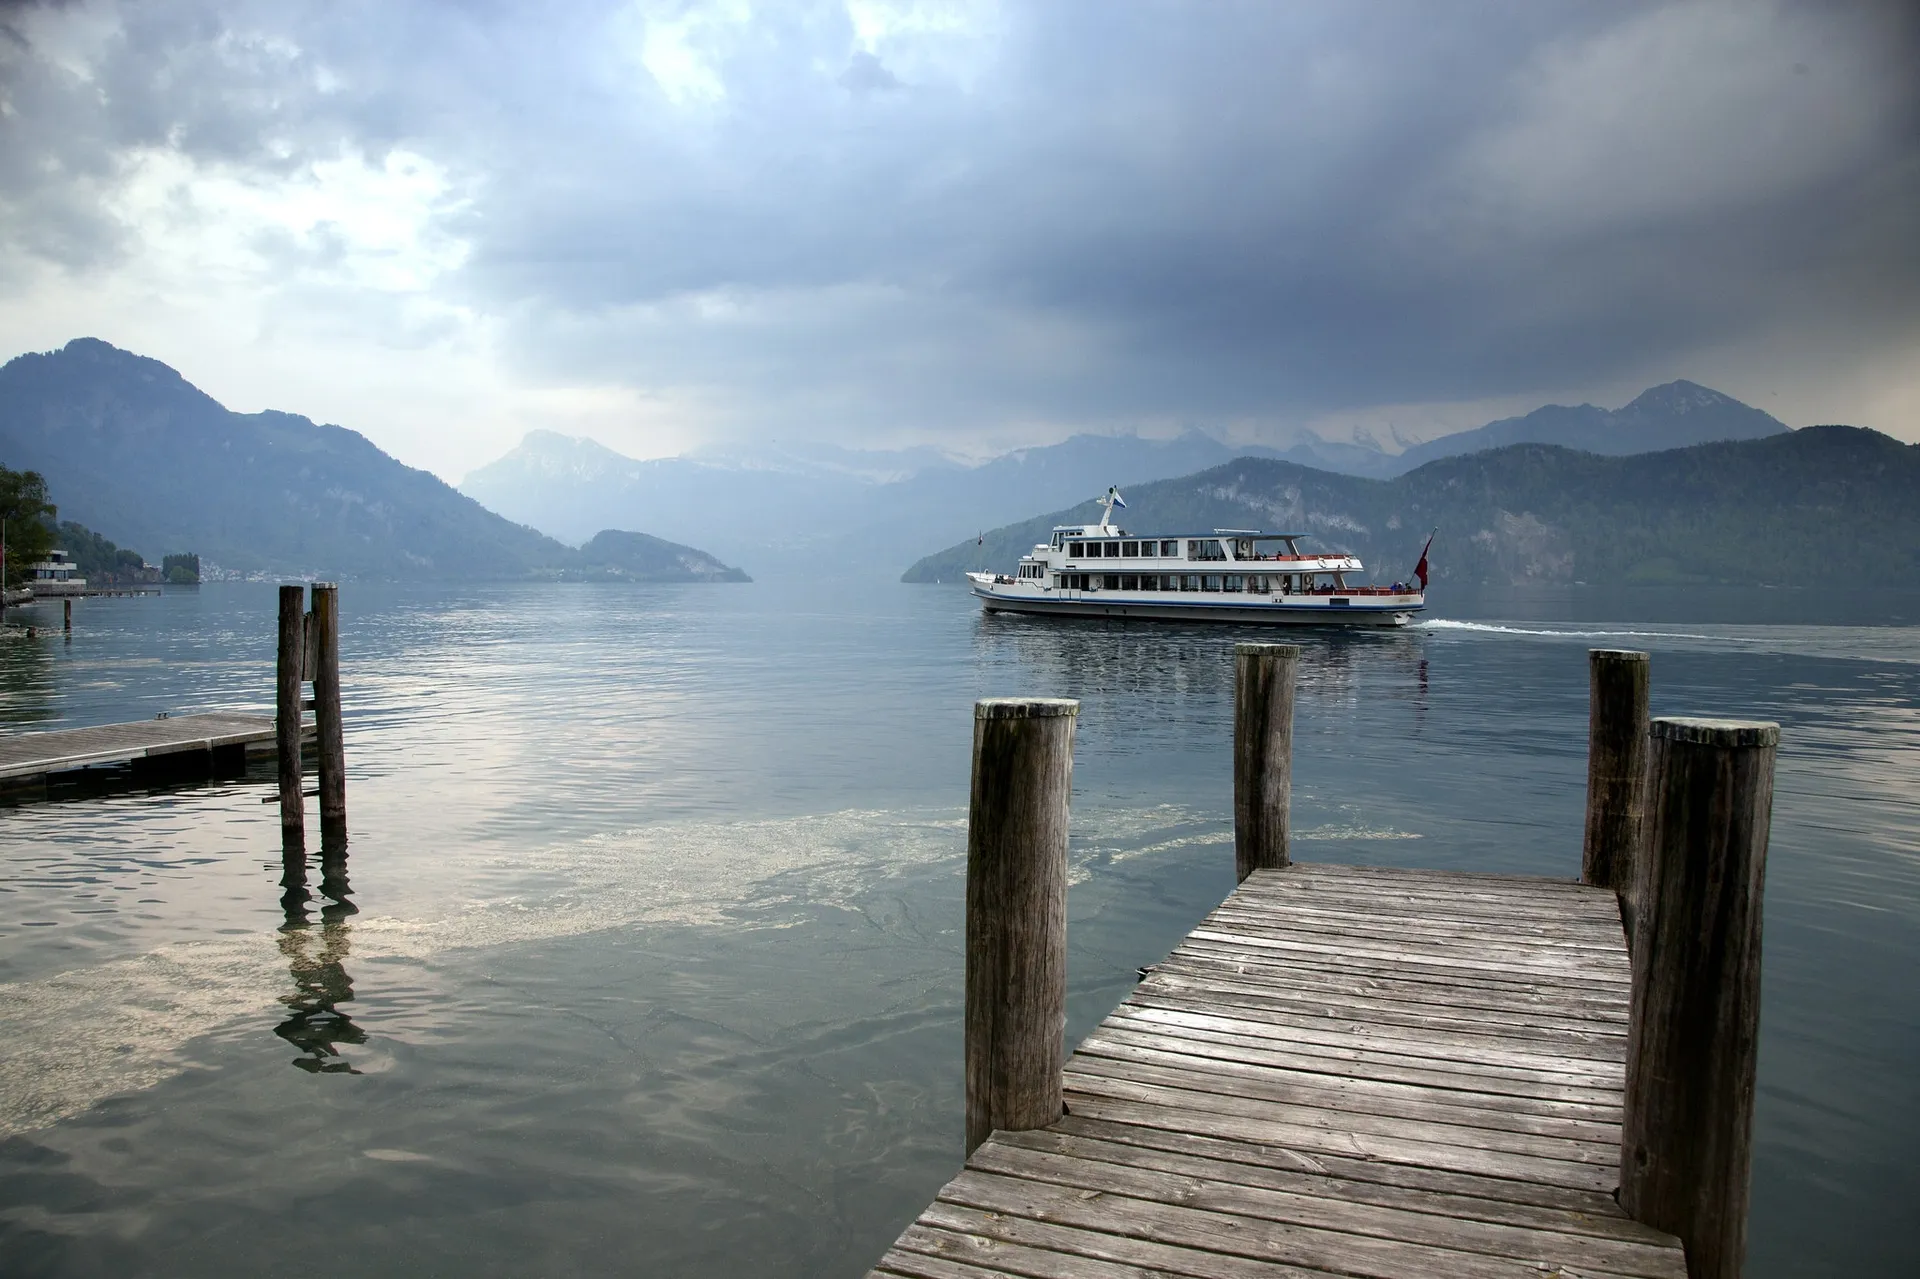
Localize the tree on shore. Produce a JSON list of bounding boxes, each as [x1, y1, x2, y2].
[[0, 466, 57, 589]]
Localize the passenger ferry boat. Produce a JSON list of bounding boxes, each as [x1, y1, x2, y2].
[[968, 489, 1427, 627]]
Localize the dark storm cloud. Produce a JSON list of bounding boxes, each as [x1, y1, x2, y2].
[[3, 0, 1916, 441]]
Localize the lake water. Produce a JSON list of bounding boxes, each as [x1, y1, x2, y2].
[[0, 580, 1914, 1276]]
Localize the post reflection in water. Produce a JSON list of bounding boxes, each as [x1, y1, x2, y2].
[[275, 839, 363, 1074]]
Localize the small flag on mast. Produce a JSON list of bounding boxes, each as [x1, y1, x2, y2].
[[1108, 486, 1127, 509], [1413, 531, 1434, 592]]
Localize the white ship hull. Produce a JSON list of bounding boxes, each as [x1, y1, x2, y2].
[[970, 578, 1421, 627]]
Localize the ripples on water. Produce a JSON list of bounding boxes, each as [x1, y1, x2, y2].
[[0, 581, 1914, 1276]]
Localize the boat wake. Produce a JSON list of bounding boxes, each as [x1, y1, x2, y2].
[[1423, 619, 1753, 642]]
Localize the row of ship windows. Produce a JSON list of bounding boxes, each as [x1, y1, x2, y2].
[[1062, 539, 1231, 560], [1052, 573, 1327, 593]]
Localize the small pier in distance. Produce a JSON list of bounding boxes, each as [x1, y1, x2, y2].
[[873, 648, 1773, 1279], [0, 711, 280, 790]]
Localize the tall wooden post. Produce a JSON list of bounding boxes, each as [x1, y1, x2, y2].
[[63, 598, 72, 633], [1621, 717, 1778, 1279], [1234, 642, 1298, 882], [965, 697, 1077, 1157], [309, 583, 347, 843], [275, 585, 306, 846], [1583, 649, 1650, 937]]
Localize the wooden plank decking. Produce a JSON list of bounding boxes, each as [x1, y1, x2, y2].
[[871, 862, 1688, 1278], [0, 711, 279, 781]]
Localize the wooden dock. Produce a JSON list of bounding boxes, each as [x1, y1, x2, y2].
[[0, 711, 279, 784], [875, 647, 1778, 1279], [871, 861, 1686, 1278]]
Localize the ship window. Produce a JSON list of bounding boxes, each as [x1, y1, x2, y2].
[[1188, 539, 1226, 561], [1068, 543, 1083, 557], [1102, 542, 1117, 557], [1160, 540, 1178, 557], [1250, 575, 1268, 594], [1121, 574, 1138, 590], [1204, 575, 1223, 592], [1224, 575, 1244, 593], [1137, 575, 1155, 592], [1181, 574, 1199, 592], [1122, 541, 1138, 557]]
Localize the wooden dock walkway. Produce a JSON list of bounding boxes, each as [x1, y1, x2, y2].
[[872, 860, 1687, 1279], [0, 711, 279, 783]]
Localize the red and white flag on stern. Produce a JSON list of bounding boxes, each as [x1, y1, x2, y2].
[[1413, 532, 1434, 592]]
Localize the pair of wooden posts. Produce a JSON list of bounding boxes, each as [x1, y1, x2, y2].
[[964, 643, 1774, 1279], [275, 583, 346, 847]]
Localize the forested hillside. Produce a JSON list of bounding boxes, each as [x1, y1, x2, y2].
[[903, 427, 1920, 588]]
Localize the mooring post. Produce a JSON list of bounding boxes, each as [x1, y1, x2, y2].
[[1621, 717, 1778, 1279], [63, 598, 72, 634], [1583, 649, 1650, 939], [275, 585, 306, 846], [309, 583, 347, 843], [965, 697, 1077, 1157], [1234, 642, 1298, 881]]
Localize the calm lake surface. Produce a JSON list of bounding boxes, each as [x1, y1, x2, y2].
[[0, 579, 1914, 1276]]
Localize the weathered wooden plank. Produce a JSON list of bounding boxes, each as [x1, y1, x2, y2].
[[1111, 1005, 1628, 1083], [1063, 1069, 1618, 1170], [1126, 982, 1630, 1056], [1046, 1110, 1627, 1216], [970, 1142, 1687, 1277], [917, 1202, 1344, 1279], [1152, 948, 1633, 1020], [889, 1221, 1272, 1279], [1181, 927, 1625, 988], [1015, 1121, 1664, 1240], [1083, 1023, 1624, 1114], [1167, 938, 1631, 1011], [1204, 900, 1629, 953], [1073, 1032, 1621, 1132], [1057, 1090, 1617, 1192], [1138, 964, 1631, 1038], [937, 1169, 1643, 1279]]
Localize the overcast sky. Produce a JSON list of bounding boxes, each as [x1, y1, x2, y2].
[[1, 0, 1915, 479]]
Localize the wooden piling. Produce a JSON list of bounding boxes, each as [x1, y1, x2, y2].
[[1583, 648, 1650, 935], [309, 583, 347, 842], [275, 585, 306, 845], [63, 598, 72, 633], [1233, 642, 1298, 882], [965, 697, 1077, 1157], [1621, 716, 1778, 1279]]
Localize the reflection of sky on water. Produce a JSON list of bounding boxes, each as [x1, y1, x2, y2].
[[0, 581, 1914, 1275]]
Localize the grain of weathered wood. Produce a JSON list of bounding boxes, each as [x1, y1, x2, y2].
[[309, 583, 347, 842], [1234, 643, 1297, 880], [1584, 651, 1651, 935], [276, 585, 306, 844], [969, 1142, 1686, 1277], [0, 711, 282, 782], [874, 862, 1686, 1277], [1621, 719, 1776, 1279], [1137, 965, 1630, 1036], [1000, 1124, 1672, 1244], [966, 697, 1077, 1157]]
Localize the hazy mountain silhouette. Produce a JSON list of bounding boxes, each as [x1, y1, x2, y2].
[[0, 339, 743, 581], [1385, 381, 1787, 474]]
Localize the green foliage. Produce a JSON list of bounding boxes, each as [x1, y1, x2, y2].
[[0, 465, 57, 589], [59, 520, 151, 583], [163, 552, 200, 584]]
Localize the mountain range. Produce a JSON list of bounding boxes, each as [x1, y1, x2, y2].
[[461, 381, 1785, 574], [903, 427, 1920, 588], [0, 340, 745, 582], [0, 336, 1860, 587]]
